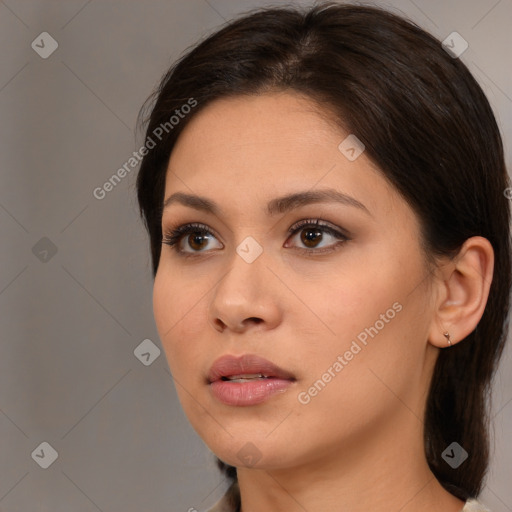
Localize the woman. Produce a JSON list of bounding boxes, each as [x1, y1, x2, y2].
[[135, 3, 510, 511]]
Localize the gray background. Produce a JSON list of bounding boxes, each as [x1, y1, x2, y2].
[[0, 0, 511, 511]]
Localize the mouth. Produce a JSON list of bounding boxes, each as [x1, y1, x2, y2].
[[220, 373, 272, 383], [207, 354, 296, 406], [207, 353, 296, 383]]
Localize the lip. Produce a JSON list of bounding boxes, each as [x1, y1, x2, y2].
[[207, 353, 296, 406], [207, 353, 295, 382]]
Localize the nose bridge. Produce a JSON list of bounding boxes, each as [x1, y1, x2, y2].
[[216, 239, 268, 305], [208, 238, 281, 331]]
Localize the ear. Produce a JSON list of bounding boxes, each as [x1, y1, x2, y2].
[[428, 236, 494, 349]]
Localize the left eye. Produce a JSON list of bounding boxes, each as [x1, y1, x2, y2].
[[285, 220, 348, 253]]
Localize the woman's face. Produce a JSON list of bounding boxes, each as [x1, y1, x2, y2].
[[153, 91, 440, 470]]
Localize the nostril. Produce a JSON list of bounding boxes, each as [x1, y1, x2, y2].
[[215, 319, 227, 329]]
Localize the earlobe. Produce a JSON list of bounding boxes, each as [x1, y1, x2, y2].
[[428, 236, 494, 349]]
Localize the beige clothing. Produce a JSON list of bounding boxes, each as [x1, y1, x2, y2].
[[205, 480, 491, 512]]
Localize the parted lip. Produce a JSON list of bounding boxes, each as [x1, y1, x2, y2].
[[207, 353, 296, 383]]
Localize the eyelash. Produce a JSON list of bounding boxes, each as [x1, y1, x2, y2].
[[161, 219, 350, 258]]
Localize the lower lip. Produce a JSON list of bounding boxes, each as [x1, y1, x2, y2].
[[209, 378, 293, 406]]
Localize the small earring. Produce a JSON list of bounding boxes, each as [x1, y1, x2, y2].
[[443, 331, 452, 347]]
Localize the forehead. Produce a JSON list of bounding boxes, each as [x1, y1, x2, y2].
[[176, 95, 328, 163], [163, 92, 403, 222]]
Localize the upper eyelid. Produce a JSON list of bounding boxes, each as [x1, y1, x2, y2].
[[287, 218, 349, 234], [163, 218, 345, 236]]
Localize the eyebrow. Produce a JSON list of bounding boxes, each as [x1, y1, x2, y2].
[[162, 188, 372, 217]]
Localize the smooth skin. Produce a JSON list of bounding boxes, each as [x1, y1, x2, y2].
[[153, 91, 494, 512]]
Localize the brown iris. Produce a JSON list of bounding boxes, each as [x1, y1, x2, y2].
[[188, 232, 209, 251], [301, 228, 323, 248]]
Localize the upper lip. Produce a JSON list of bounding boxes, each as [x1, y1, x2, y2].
[[207, 353, 295, 383]]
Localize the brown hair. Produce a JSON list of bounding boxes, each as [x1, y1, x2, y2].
[[136, 2, 511, 500]]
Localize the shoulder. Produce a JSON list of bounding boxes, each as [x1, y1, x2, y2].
[[463, 498, 492, 512]]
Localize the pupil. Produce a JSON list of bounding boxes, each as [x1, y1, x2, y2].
[[301, 229, 322, 248]]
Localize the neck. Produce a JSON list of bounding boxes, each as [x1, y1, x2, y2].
[[236, 409, 465, 512]]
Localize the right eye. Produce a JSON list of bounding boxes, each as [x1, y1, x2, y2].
[[161, 223, 224, 255]]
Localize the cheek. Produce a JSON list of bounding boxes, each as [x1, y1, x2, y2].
[[294, 256, 403, 354], [294, 248, 428, 398], [153, 270, 178, 338], [152, 268, 207, 374], [306, 279, 429, 411]]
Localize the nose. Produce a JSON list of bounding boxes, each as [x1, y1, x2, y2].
[[208, 247, 283, 334]]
